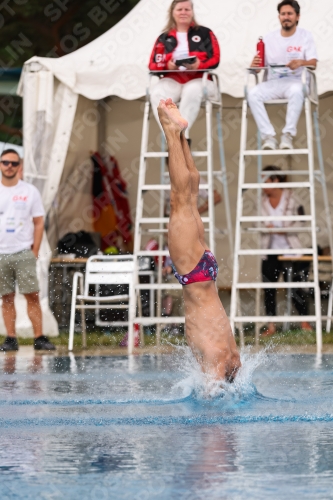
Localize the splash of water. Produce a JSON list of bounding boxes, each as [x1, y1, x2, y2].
[[172, 345, 272, 401]]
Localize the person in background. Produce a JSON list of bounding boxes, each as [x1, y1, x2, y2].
[[149, 0, 220, 143], [261, 166, 312, 336], [0, 149, 55, 351], [248, 0, 317, 150]]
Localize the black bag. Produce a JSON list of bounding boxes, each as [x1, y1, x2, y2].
[[57, 231, 98, 258]]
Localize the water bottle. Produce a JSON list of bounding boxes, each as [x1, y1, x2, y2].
[[257, 37, 265, 67], [134, 323, 140, 347]]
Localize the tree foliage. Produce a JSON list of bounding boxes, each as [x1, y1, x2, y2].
[[0, 0, 140, 66], [0, 0, 140, 144]]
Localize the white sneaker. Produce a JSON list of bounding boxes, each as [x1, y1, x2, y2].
[[279, 133, 293, 150], [262, 136, 278, 150]]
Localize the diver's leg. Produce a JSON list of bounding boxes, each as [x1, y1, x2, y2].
[[180, 133, 208, 249], [157, 99, 205, 275]]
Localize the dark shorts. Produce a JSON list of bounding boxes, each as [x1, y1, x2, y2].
[[0, 250, 39, 296]]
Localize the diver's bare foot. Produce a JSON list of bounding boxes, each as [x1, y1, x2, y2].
[[157, 98, 188, 134]]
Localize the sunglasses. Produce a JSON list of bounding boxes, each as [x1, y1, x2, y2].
[[1, 160, 20, 167]]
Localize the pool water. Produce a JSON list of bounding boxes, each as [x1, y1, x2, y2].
[[0, 350, 333, 499]]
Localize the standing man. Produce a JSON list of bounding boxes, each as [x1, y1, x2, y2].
[[248, 0, 318, 150], [0, 149, 55, 351]]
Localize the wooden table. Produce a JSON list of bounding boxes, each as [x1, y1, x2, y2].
[[51, 257, 88, 264]]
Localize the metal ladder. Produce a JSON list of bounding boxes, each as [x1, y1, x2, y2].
[[230, 67, 333, 355], [132, 71, 233, 347]]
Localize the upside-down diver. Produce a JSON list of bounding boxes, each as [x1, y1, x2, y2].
[[157, 98, 241, 382]]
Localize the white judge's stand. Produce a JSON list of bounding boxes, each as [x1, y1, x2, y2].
[[230, 66, 333, 355]]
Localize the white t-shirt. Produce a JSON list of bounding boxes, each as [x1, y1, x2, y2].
[[266, 190, 290, 250], [264, 27, 318, 80], [173, 32, 189, 70], [0, 180, 45, 254]]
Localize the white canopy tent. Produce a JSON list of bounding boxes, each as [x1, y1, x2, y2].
[[18, 0, 333, 102], [10, 0, 333, 336]]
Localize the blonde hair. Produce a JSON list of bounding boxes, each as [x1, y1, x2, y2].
[[163, 0, 199, 33]]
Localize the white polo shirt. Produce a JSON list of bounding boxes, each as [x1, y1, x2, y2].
[[0, 180, 45, 254], [264, 27, 318, 80]]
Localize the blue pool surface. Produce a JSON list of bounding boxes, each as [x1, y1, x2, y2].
[[0, 349, 333, 499]]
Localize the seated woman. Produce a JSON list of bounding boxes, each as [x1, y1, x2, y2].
[[261, 166, 312, 336], [149, 0, 220, 141], [157, 98, 241, 382]]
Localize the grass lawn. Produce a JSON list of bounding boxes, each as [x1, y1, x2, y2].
[[0, 330, 185, 349], [1, 328, 333, 349], [242, 329, 333, 346]]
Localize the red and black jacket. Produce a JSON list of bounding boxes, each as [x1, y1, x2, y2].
[[149, 24, 220, 84]]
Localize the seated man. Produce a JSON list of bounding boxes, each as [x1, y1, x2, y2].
[[157, 98, 241, 382], [248, 0, 318, 150]]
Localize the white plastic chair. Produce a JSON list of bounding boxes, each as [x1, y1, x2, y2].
[[244, 66, 318, 106], [68, 255, 136, 353], [148, 69, 222, 107]]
